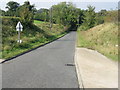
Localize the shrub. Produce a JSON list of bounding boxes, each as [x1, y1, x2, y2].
[[78, 25, 89, 31], [2, 17, 20, 26]]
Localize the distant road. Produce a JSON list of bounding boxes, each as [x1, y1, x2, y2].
[[2, 31, 79, 88]]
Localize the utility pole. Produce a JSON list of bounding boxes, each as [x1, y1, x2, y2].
[[77, 15, 79, 27], [77, 9, 80, 27], [50, 7, 52, 30]]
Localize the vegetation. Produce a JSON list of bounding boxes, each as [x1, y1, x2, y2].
[[1, 1, 105, 29], [34, 20, 46, 24], [51, 2, 80, 27], [77, 23, 118, 61], [1, 1, 118, 61], [79, 8, 118, 31], [79, 6, 96, 30], [2, 18, 67, 59], [34, 2, 82, 29], [5, 1, 20, 16], [77, 9, 118, 61], [34, 8, 49, 22], [1, 1, 70, 59]]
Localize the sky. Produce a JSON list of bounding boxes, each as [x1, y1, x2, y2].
[[0, 0, 119, 12]]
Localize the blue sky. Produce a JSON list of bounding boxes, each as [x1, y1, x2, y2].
[[0, 0, 118, 12]]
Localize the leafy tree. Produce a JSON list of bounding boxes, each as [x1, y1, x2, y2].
[[51, 2, 81, 28], [5, 1, 20, 16], [98, 9, 107, 16], [78, 10, 84, 25], [95, 13, 104, 25], [34, 8, 49, 21], [0, 9, 6, 16], [82, 5, 96, 29], [19, 7, 33, 27], [95, 10, 107, 25], [23, 1, 36, 13], [19, 1, 36, 27]]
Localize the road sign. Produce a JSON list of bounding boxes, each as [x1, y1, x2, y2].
[[16, 21, 23, 31], [16, 21, 23, 43]]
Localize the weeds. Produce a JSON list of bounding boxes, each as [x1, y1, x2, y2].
[[2, 18, 67, 59], [77, 23, 118, 61]]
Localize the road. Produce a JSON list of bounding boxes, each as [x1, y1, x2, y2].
[[2, 31, 79, 88]]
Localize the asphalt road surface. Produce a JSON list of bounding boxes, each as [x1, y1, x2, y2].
[[2, 31, 79, 88]]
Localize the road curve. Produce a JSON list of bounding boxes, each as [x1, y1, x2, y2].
[[2, 31, 79, 88]]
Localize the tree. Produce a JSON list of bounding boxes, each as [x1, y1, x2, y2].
[[19, 1, 35, 27], [6, 1, 20, 16], [95, 13, 104, 25], [51, 2, 80, 28], [78, 10, 84, 25], [95, 10, 106, 25], [23, 1, 36, 13], [34, 8, 49, 21], [98, 9, 107, 16], [0, 9, 6, 16], [82, 5, 96, 29]]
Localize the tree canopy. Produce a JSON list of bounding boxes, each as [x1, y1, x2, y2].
[[2, 1, 115, 30]]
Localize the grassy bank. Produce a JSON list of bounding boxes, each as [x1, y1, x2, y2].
[[2, 18, 68, 59], [77, 23, 118, 61]]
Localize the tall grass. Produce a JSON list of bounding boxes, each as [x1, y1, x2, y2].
[[77, 23, 118, 61], [2, 18, 68, 59]]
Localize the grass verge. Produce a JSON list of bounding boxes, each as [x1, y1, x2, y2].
[[77, 23, 118, 61], [2, 19, 68, 59]]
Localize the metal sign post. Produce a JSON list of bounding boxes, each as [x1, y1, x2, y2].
[[16, 21, 23, 43]]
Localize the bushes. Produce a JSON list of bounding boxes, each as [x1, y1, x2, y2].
[[15, 43, 31, 49], [2, 25, 16, 37], [19, 6, 34, 27], [78, 25, 89, 31], [2, 17, 18, 45], [2, 18, 67, 59], [95, 15, 104, 25], [78, 9, 118, 31], [78, 6, 97, 31], [2, 16, 19, 26], [3, 1, 35, 27], [34, 8, 49, 22], [104, 10, 118, 23], [77, 23, 118, 61]]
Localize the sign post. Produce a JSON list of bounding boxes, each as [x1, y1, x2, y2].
[[16, 21, 23, 43]]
